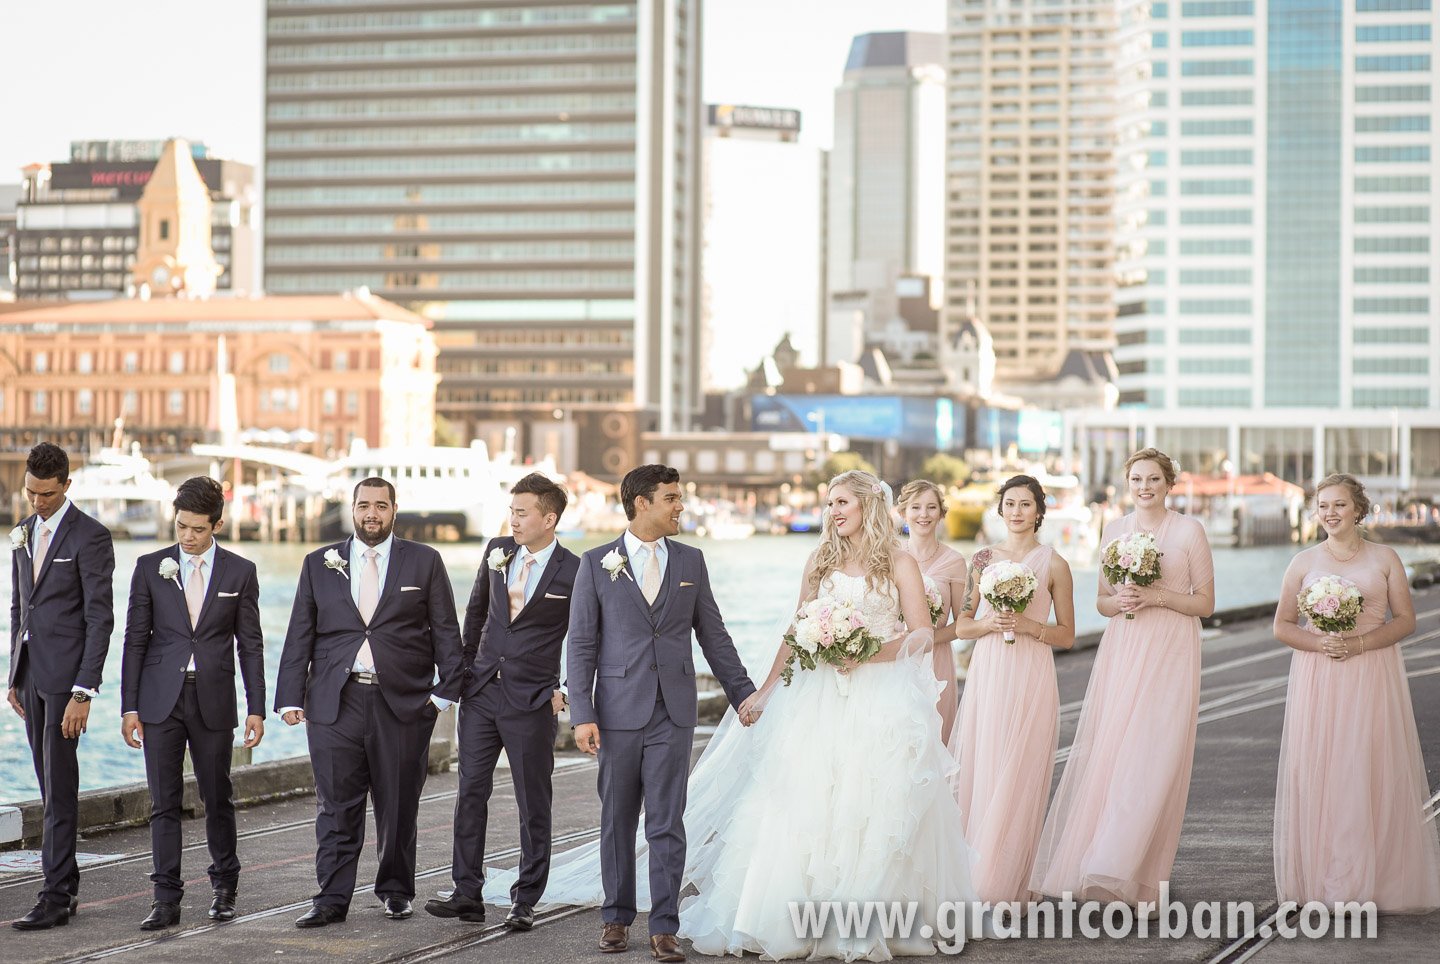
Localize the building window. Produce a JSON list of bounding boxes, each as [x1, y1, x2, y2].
[[123, 391, 137, 414], [159, 220, 170, 240], [33, 351, 47, 373], [124, 351, 138, 373], [345, 391, 358, 414], [77, 389, 93, 415], [33, 390, 47, 414], [269, 353, 291, 374], [75, 352, 92, 374], [168, 390, 184, 415], [169, 351, 185, 374], [334, 351, 349, 372], [323, 389, 337, 414]]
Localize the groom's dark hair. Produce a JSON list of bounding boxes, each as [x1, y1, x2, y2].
[[621, 464, 680, 521]]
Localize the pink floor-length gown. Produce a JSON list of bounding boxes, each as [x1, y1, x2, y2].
[[1029, 509, 1213, 905], [950, 544, 1060, 904], [1274, 555, 1440, 913], [917, 544, 968, 742]]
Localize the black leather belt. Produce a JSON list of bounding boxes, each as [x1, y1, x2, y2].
[[350, 671, 379, 685], [183, 671, 197, 683]]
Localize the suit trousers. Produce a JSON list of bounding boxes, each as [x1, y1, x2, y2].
[[305, 679, 437, 909], [451, 676, 558, 904], [597, 694, 692, 935], [142, 680, 241, 901], [16, 658, 81, 909]]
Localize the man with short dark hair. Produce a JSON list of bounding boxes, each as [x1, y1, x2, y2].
[[276, 477, 465, 927], [120, 476, 265, 929], [8, 442, 115, 931], [427, 472, 578, 930]]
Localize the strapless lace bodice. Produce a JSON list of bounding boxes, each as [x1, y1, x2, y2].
[[819, 571, 901, 637]]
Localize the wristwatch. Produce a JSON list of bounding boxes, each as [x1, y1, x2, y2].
[[70, 692, 91, 704]]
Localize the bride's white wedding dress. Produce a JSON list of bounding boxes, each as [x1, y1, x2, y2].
[[484, 571, 976, 961]]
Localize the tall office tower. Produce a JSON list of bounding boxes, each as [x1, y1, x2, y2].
[[1112, 0, 1438, 413], [263, 1, 702, 474], [945, 0, 1117, 383], [701, 104, 823, 389], [826, 31, 947, 364]]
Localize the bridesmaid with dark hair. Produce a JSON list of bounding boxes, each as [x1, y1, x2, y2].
[[899, 479, 967, 740], [949, 475, 1073, 917], [1030, 448, 1215, 909], [1271, 473, 1440, 913]]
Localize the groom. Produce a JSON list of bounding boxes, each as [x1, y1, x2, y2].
[[568, 464, 759, 962]]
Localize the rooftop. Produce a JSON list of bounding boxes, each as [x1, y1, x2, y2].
[[0, 291, 430, 328]]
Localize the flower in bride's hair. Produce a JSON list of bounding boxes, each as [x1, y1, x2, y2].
[[872, 483, 883, 494]]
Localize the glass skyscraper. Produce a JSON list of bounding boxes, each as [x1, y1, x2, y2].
[[263, 1, 702, 472]]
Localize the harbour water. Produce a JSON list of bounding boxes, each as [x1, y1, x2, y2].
[[3, 534, 1436, 801]]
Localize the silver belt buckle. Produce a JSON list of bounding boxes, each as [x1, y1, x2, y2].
[[351, 671, 379, 685]]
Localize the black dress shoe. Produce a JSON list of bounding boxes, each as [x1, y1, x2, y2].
[[424, 893, 486, 922], [505, 901, 534, 930], [295, 904, 347, 928], [383, 897, 413, 920], [69, 897, 79, 917], [140, 901, 181, 931], [12, 900, 70, 931], [209, 888, 237, 921]]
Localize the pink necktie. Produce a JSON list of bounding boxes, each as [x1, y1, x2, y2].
[[641, 542, 661, 605], [509, 553, 535, 620], [357, 548, 379, 669], [186, 557, 206, 628], [32, 525, 49, 585]]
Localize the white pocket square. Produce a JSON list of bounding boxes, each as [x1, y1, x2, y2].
[[218, 591, 239, 598], [53, 558, 73, 563], [402, 586, 422, 591], [544, 592, 568, 599]]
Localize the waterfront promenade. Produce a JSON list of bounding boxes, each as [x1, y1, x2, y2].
[[3, 586, 1438, 963]]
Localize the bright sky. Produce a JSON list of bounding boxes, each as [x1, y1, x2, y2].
[[0, 0, 944, 177]]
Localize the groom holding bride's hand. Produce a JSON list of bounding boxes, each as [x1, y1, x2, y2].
[[567, 464, 759, 962]]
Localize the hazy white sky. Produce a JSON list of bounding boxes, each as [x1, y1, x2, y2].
[[0, 0, 944, 176]]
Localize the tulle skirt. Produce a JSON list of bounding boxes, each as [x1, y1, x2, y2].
[[1028, 608, 1200, 905], [1274, 646, 1440, 913], [949, 632, 1058, 905]]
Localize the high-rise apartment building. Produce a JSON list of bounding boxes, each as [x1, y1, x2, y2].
[[826, 32, 946, 363], [945, 1, 1117, 382], [263, 0, 701, 475]]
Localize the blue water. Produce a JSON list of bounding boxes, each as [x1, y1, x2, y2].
[[3, 535, 1436, 801]]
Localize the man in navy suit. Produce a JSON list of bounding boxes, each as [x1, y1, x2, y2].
[[426, 473, 578, 930], [120, 477, 266, 930], [275, 477, 465, 927], [568, 465, 760, 962], [7, 442, 115, 931]]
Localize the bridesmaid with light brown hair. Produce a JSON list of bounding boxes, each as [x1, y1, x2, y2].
[[1271, 473, 1440, 913], [899, 479, 967, 740]]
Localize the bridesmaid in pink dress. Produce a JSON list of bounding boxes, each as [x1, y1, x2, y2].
[[1029, 448, 1215, 908], [900, 480, 967, 740], [949, 475, 1074, 912], [1272, 473, 1440, 913]]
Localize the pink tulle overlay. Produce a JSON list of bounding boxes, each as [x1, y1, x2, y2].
[[916, 544, 968, 742]]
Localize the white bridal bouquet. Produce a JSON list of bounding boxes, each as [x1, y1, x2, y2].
[[979, 561, 1039, 642], [1101, 532, 1163, 620], [922, 575, 945, 627], [1297, 574, 1364, 635], [782, 596, 887, 693]]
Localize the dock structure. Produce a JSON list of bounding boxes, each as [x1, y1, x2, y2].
[[4, 592, 1440, 962]]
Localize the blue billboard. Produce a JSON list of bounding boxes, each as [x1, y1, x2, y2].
[[751, 395, 956, 450]]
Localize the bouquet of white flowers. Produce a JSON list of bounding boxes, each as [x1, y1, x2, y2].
[[922, 575, 945, 627], [782, 595, 888, 693], [1101, 531, 1163, 620], [979, 561, 1038, 642], [1297, 574, 1364, 635]]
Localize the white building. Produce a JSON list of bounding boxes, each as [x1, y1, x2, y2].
[[826, 31, 947, 361], [701, 105, 823, 390]]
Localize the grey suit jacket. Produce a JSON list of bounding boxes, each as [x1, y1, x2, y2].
[[566, 535, 755, 730]]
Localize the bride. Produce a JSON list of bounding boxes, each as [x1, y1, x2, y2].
[[487, 470, 976, 960]]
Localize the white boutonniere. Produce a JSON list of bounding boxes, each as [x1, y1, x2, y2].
[[601, 548, 630, 582], [158, 557, 182, 589], [324, 547, 348, 579], [487, 546, 514, 574], [10, 525, 27, 555]]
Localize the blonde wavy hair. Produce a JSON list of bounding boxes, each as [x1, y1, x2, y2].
[[809, 469, 899, 599]]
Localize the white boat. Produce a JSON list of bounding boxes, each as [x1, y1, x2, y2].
[[332, 439, 558, 541], [67, 444, 175, 539]]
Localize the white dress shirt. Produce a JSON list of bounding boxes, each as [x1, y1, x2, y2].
[[623, 529, 669, 584], [509, 537, 558, 608]]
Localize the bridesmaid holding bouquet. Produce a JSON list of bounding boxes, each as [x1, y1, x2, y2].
[[900, 480, 968, 740], [1271, 473, 1440, 913], [1030, 449, 1215, 908], [950, 475, 1074, 912]]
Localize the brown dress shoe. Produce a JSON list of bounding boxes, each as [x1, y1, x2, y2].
[[599, 922, 629, 952], [650, 933, 685, 962]]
